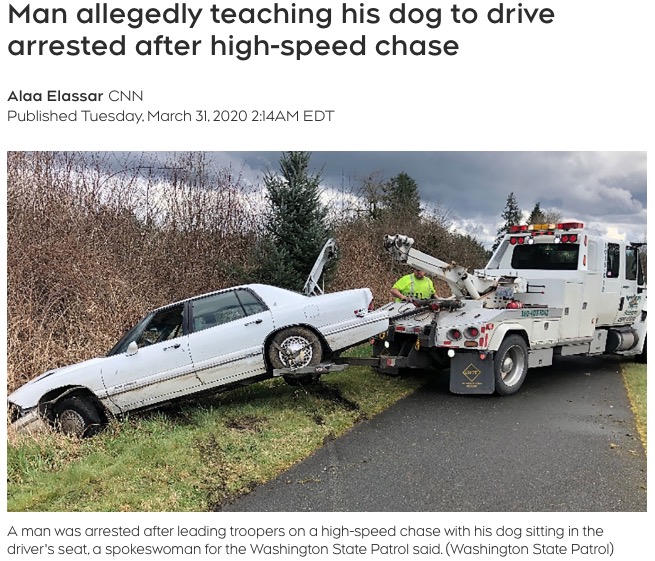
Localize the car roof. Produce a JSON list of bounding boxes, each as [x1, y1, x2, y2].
[[152, 283, 305, 312]]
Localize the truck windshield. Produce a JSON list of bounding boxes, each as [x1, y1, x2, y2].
[[511, 243, 579, 270]]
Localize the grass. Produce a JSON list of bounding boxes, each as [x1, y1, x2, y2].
[[622, 362, 647, 452], [7, 353, 427, 512], [8, 354, 647, 512]]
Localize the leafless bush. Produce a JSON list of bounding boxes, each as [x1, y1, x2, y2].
[[7, 152, 260, 391]]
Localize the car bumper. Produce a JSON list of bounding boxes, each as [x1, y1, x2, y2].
[[8, 407, 49, 435]]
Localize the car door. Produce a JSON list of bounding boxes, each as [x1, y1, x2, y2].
[[102, 303, 196, 412], [187, 288, 274, 387]]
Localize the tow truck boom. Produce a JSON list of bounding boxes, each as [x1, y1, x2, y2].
[[384, 234, 523, 300]]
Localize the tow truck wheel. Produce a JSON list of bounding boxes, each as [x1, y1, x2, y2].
[[636, 336, 647, 364], [494, 335, 528, 396], [54, 396, 103, 438], [268, 326, 323, 377]]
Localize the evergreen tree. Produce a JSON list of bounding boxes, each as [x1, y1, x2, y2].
[[492, 192, 522, 251], [257, 152, 331, 291], [527, 202, 546, 225], [382, 171, 422, 219]]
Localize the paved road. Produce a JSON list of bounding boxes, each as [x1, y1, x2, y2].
[[221, 356, 646, 512]]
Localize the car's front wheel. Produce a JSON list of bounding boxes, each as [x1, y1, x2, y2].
[[268, 327, 323, 373], [54, 396, 103, 438]]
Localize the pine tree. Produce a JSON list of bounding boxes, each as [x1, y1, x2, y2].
[[382, 171, 422, 219], [257, 152, 331, 291], [492, 192, 522, 251], [527, 202, 546, 225]]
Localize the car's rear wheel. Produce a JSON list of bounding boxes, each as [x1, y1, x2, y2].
[[268, 327, 323, 377], [54, 397, 103, 438]]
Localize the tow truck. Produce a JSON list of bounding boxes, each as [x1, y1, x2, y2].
[[373, 222, 647, 395]]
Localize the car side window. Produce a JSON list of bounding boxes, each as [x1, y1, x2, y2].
[[136, 304, 185, 348], [192, 291, 247, 332], [235, 288, 268, 316]]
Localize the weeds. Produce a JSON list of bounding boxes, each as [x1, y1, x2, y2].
[[7, 369, 424, 511]]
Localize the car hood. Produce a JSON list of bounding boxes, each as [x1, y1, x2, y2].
[[8, 356, 110, 408]]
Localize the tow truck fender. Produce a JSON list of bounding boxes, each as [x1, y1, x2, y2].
[[487, 323, 529, 352]]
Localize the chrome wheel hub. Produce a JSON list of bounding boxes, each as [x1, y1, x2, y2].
[[279, 336, 313, 368], [59, 410, 86, 437]]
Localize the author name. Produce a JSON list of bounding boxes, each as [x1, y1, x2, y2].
[[8, 90, 144, 102]]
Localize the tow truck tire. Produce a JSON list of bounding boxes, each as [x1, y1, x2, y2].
[[268, 327, 323, 371], [54, 396, 103, 438], [494, 335, 528, 396], [636, 336, 647, 364]]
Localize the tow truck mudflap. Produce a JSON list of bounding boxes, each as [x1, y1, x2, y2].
[[449, 352, 495, 394], [273, 363, 350, 379]]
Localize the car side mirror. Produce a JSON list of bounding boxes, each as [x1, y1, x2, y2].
[[126, 341, 139, 356]]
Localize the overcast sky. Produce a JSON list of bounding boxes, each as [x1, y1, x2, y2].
[[115, 151, 647, 248]]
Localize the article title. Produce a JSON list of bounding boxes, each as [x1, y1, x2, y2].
[[8, 2, 556, 60]]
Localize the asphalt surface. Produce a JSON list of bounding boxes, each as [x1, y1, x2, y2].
[[220, 356, 646, 512]]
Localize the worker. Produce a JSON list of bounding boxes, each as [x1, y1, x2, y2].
[[391, 268, 436, 303]]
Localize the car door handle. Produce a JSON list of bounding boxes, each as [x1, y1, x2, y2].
[[164, 343, 181, 350], [245, 319, 263, 326]]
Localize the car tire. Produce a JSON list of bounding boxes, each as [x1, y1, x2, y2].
[[268, 327, 323, 371], [54, 397, 103, 438], [494, 335, 528, 396]]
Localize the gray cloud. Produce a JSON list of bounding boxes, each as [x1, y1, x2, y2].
[[224, 151, 646, 245], [104, 151, 647, 247]]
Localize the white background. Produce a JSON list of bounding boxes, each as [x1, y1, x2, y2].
[[2, 0, 651, 557]]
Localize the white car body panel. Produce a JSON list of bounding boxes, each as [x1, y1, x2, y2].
[[8, 283, 389, 431], [100, 335, 195, 413], [187, 308, 274, 386]]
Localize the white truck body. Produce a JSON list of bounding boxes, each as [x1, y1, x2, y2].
[[375, 223, 647, 394]]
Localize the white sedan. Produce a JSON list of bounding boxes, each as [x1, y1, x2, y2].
[[8, 282, 389, 437]]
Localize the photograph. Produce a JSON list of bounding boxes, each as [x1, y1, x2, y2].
[[6, 150, 647, 513]]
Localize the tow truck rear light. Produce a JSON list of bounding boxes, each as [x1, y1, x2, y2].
[[526, 221, 584, 234], [528, 223, 556, 231], [510, 225, 528, 233], [448, 329, 462, 341], [557, 222, 584, 230], [465, 327, 479, 339], [557, 233, 579, 244]]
